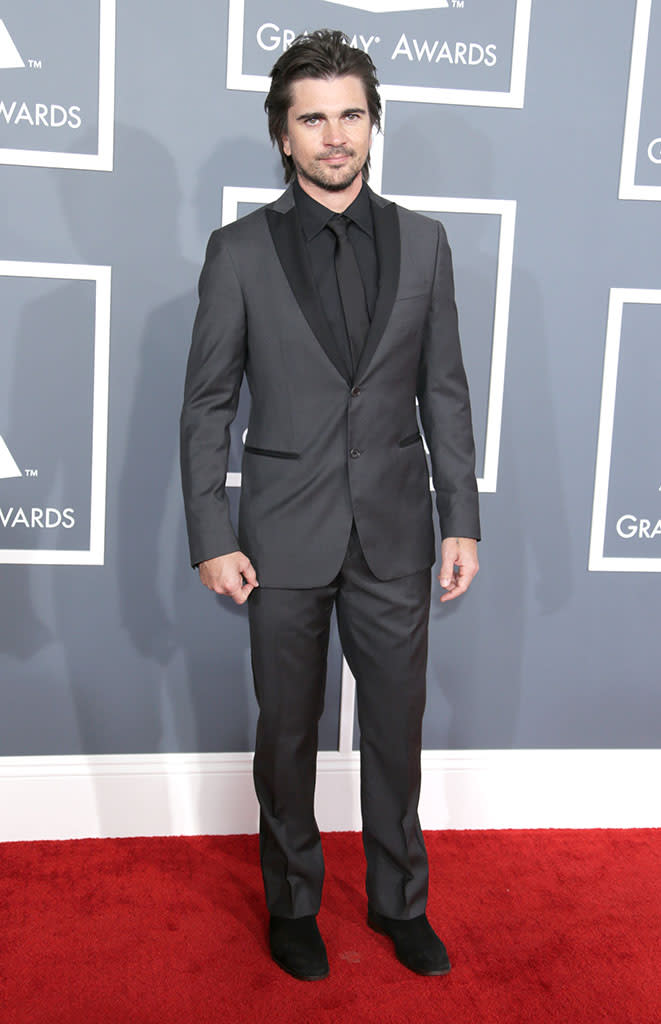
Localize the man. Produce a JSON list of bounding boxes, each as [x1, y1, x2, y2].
[[180, 30, 480, 981]]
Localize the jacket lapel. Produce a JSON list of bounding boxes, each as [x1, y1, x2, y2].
[[354, 191, 400, 382], [266, 189, 353, 384], [264, 184, 401, 385]]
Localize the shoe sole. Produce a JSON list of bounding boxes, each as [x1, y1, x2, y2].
[[367, 916, 451, 977], [271, 953, 330, 981]]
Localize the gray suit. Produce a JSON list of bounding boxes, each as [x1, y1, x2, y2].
[[181, 185, 479, 584], [180, 183, 480, 918]]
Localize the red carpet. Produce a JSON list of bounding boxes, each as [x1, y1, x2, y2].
[[1, 830, 659, 1023]]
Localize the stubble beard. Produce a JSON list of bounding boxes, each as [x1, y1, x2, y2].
[[294, 150, 366, 193]]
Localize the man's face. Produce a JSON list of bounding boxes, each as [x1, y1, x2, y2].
[[282, 75, 373, 194]]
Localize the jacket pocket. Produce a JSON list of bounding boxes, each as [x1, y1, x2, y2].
[[244, 445, 301, 460], [398, 431, 422, 448]]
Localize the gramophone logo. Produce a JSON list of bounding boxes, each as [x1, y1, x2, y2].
[[0, 19, 24, 69], [0, 434, 21, 478], [0, 259, 111, 565], [0, 0, 116, 170]]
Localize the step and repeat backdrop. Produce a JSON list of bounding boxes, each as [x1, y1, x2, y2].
[[1, 0, 659, 757]]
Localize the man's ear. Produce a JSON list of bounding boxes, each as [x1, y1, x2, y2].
[[282, 134, 291, 157]]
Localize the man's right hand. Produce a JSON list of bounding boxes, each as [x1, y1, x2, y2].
[[198, 552, 259, 605]]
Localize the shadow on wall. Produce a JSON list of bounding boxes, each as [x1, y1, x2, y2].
[[0, 124, 341, 772], [195, 136, 284, 234], [1, 125, 265, 828]]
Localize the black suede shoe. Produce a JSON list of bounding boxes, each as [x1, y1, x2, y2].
[[367, 909, 451, 976], [269, 915, 330, 981]]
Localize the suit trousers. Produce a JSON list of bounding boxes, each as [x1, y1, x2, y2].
[[248, 523, 431, 920]]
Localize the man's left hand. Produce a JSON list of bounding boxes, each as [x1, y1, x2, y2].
[[438, 537, 479, 603]]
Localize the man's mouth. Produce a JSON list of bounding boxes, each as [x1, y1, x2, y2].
[[319, 151, 352, 163]]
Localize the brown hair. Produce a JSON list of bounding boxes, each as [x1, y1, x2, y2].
[[264, 29, 382, 183]]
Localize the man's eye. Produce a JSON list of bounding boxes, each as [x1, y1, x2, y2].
[[305, 117, 320, 126]]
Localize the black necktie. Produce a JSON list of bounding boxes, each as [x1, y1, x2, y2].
[[327, 215, 370, 371]]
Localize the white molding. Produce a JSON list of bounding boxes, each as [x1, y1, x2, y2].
[[0, 261, 111, 565], [589, 287, 661, 572], [385, 194, 515, 493], [226, 0, 532, 109], [619, 0, 658, 201], [0, 749, 659, 842], [369, 98, 386, 195], [0, 0, 116, 171], [338, 662, 357, 754], [221, 186, 282, 225], [324, 0, 449, 11]]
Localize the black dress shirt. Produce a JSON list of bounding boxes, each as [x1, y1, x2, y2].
[[293, 179, 379, 363]]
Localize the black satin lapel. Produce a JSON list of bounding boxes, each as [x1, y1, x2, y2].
[[355, 200, 400, 381], [265, 206, 352, 384]]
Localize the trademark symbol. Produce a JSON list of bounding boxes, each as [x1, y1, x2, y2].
[[24, 468, 39, 478], [28, 58, 42, 70], [452, 0, 465, 7]]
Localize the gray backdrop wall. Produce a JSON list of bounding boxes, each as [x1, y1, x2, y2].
[[1, 0, 660, 759]]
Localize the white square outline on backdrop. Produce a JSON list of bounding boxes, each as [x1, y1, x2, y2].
[[226, 0, 532, 108], [0, 0, 116, 170], [619, 0, 659, 201], [588, 287, 661, 572], [0, 260, 112, 565], [220, 187, 515, 494]]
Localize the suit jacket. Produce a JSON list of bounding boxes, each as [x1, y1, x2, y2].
[[180, 183, 480, 587]]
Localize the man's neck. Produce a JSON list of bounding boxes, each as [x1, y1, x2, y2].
[[294, 173, 364, 213]]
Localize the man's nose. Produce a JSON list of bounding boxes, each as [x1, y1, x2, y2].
[[323, 120, 346, 147]]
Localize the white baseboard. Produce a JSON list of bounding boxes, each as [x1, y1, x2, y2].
[[0, 749, 659, 842]]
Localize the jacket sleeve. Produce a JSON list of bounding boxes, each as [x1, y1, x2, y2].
[[180, 229, 247, 567], [417, 221, 481, 541]]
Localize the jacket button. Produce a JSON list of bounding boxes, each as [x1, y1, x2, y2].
[[350, 448, 361, 459], [351, 386, 361, 397]]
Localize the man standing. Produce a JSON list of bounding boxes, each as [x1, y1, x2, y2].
[[181, 30, 480, 981]]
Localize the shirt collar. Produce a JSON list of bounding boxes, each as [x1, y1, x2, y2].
[[293, 178, 374, 241]]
